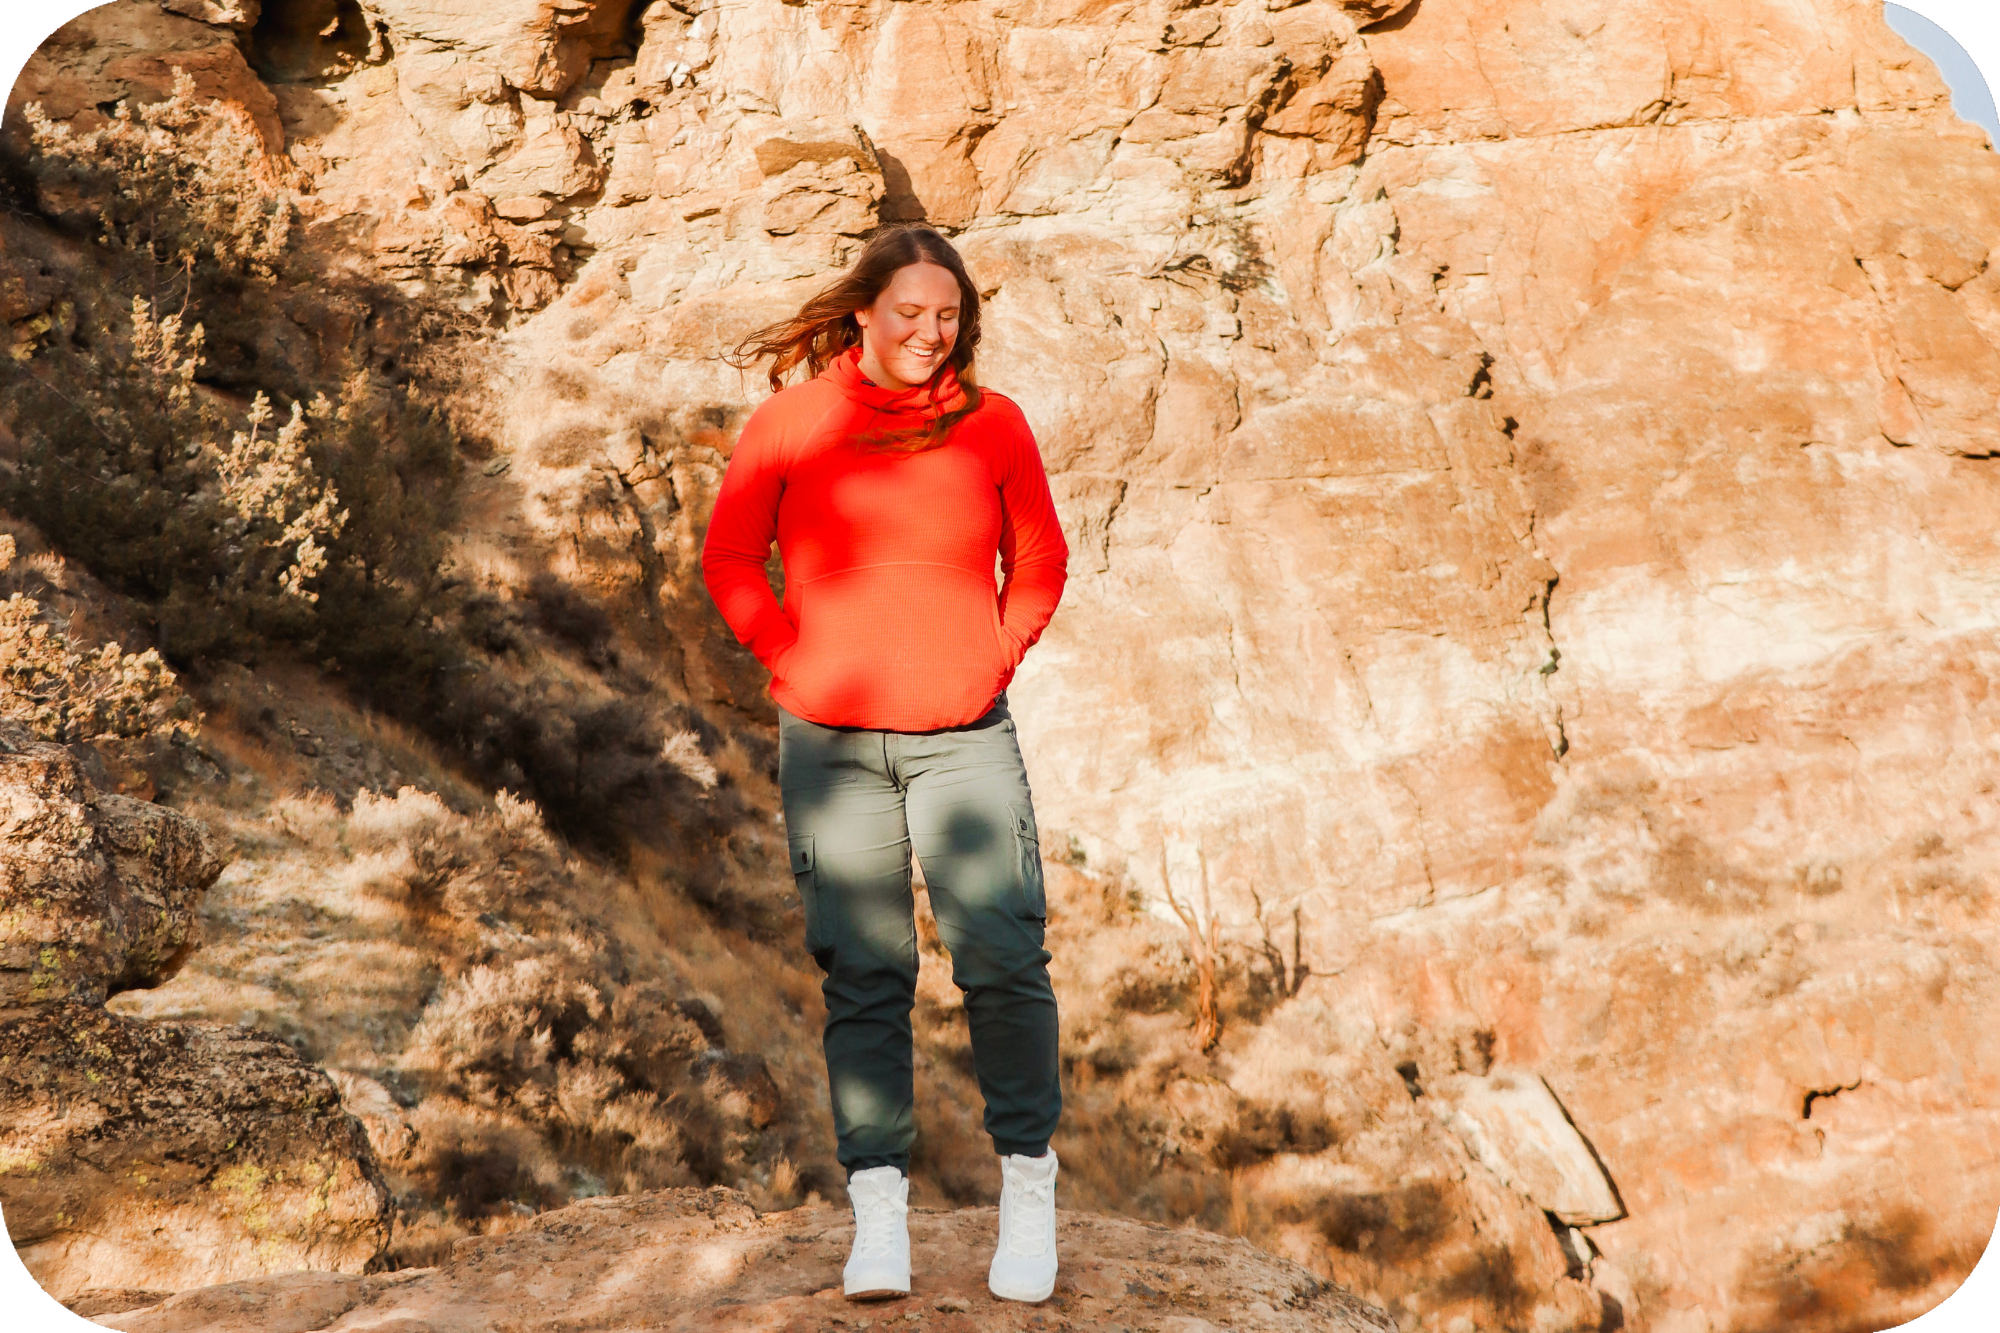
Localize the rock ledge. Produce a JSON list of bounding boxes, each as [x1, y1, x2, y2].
[[96, 1187, 1396, 1332]]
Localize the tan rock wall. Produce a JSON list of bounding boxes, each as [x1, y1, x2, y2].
[[9, 0, 2000, 1327]]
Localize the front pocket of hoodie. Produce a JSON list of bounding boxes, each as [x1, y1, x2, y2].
[[788, 564, 1012, 724], [986, 593, 1015, 670], [1008, 803, 1046, 920]]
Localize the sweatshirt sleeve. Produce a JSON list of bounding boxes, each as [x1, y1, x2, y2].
[[992, 400, 1069, 664], [701, 400, 798, 671]]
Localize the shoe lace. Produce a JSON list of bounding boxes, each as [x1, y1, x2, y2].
[[852, 1179, 907, 1260], [1002, 1168, 1055, 1257]]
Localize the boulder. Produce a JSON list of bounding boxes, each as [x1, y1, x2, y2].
[[0, 722, 225, 1009], [0, 721, 389, 1299], [1, 1002, 390, 1303], [1434, 1069, 1624, 1225]]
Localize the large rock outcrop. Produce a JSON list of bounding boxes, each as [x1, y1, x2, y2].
[[94, 1186, 1398, 1332], [9, 1, 2000, 1329], [0, 723, 390, 1301], [1, 1003, 393, 1303], [0, 720, 223, 1007]]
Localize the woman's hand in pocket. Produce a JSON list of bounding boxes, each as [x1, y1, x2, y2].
[[999, 623, 1028, 670], [767, 629, 802, 681]]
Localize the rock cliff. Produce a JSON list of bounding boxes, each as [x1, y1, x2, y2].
[[5, 1, 1999, 1330]]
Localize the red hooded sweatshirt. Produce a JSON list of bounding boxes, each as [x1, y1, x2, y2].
[[701, 347, 1069, 731]]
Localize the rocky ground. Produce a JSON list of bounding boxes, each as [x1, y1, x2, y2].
[[91, 1188, 1397, 1333]]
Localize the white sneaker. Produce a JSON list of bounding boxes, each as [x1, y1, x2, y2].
[[842, 1165, 911, 1300], [988, 1149, 1059, 1302]]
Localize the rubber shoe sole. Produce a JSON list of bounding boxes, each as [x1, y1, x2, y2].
[[987, 1269, 1055, 1303]]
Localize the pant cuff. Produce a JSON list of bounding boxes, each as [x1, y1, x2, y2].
[[844, 1154, 910, 1177], [992, 1138, 1051, 1159]]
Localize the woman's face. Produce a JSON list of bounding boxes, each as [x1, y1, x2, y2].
[[854, 261, 961, 390]]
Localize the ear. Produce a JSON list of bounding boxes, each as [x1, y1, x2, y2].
[[854, 307, 873, 330]]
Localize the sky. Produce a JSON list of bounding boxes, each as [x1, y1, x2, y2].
[[1886, 2, 2000, 141]]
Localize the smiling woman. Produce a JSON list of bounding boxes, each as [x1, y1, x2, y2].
[[703, 225, 1070, 1308], [855, 262, 962, 393], [725, 226, 990, 453]]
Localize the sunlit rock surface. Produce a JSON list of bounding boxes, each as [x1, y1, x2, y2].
[[8, 0, 2000, 1327]]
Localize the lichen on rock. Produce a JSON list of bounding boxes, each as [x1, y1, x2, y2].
[[0, 721, 389, 1302]]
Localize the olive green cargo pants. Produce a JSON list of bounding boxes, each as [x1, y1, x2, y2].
[[778, 695, 1060, 1175]]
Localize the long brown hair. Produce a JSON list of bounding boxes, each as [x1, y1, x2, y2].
[[728, 225, 984, 452]]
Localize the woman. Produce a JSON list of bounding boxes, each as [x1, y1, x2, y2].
[[701, 225, 1070, 1304]]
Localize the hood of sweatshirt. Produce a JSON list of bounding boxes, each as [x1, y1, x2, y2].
[[824, 345, 968, 420]]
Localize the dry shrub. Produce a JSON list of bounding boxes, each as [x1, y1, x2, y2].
[[405, 951, 706, 1198], [267, 787, 344, 852], [659, 729, 719, 790], [1732, 1205, 1979, 1333], [305, 787, 792, 1246], [6, 79, 388, 664], [22, 70, 293, 283], [404, 1097, 570, 1219], [344, 787, 482, 923], [0, 533, 200, 744]]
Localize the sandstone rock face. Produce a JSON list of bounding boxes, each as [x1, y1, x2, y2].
[[8, 1, 282, 151], [1, 1002, 390, 1303], [95, 1187, 1397, 1332], [0, 721, 225, 1008], [10, 0, 2000, 1329]]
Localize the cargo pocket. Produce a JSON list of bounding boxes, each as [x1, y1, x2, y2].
[[1008, 804, 1046, 920], [788, 834, 822, 952]]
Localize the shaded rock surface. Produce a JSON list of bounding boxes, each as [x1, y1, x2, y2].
[[94, 1187, 1397, 1333]]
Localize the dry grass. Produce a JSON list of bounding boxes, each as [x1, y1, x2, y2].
[[111, 703, 826, 1263], [0, 532, 199, 747]]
